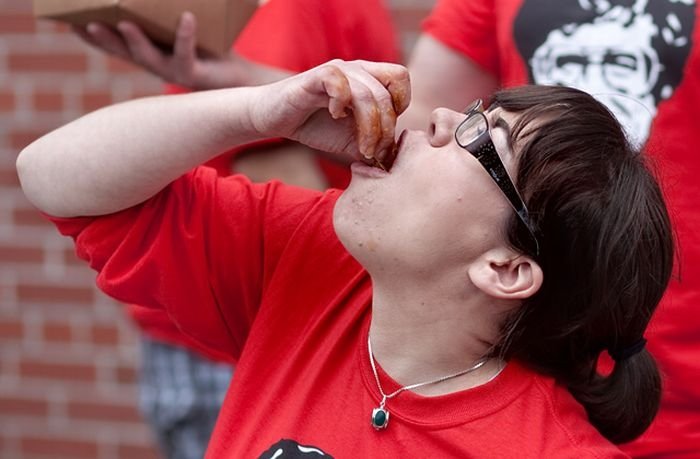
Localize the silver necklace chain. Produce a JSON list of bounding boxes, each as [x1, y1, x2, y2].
[[367, 335, 488, 405]]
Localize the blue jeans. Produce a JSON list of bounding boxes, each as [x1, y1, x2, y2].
[[138, 337, 233, 459]]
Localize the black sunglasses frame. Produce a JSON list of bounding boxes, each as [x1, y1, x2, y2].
[[454, 100, 540, 256]]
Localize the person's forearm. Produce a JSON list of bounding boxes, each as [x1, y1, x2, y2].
[[195, 53, 294, 90], [17, 87, 262, 217], [19, 60, 410, 217]]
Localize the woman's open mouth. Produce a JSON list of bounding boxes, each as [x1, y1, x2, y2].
[[375, 130, 406, 170], [352, 130, 406, 178]]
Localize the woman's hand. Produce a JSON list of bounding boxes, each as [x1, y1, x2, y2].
[[248, 60, 411, 164]]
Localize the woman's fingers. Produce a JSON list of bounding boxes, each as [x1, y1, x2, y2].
[[355, 61, 410, 167], [318, 60, 410, 160], [319, 65, 352, 120], [346, 77, 383, 158], [346, 61, 410, 161], [347, 66, 399, 160], [357, 60, 412, 115], [273, 60, 410, 160]]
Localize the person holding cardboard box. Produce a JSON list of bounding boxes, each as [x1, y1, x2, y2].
[[46, 1, 400, 458], [17, 58, 674, 457], [34, 0, 254, 58]]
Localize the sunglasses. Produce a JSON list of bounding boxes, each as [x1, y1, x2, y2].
[[455, 99, 540, 256]]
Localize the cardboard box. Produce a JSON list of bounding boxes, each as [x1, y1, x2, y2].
[[33, 0, 259, 56]]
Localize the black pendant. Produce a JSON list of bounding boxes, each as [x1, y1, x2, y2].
[[371, 407, 389, 430]]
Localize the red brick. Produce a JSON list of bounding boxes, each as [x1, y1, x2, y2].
[[0, 0, 33, 13], [19, 359, 97, 382], [50, 21, 72, 34], [0, 168, 20, 186], [8, 53, 88, 73], [17, 283, 95, 305], [82, 91, 113, 112], [91, 324, 119, 345], [0, 396, 49, 416], [106, 55, 142, 73], [43, 321, 73, 343], [8, 129, 46, 150], [0, 90, 15, 112], [63, 247, 84, 266], [115, 365, 137, 384], [68, 400, 143, 423], [21, 436, 99, 458], [33, 90, 64, 111], [0, 318, 23, 339], [118, 444, 160, 459], [0, 244, 44, 263], [0, 13, 36, 33], [12, 207, 50, 227]]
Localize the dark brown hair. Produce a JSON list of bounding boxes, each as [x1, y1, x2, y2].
[[489, 86, 674, 444]]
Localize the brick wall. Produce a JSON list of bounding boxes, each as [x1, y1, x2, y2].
[[0, 1, 435, 458]]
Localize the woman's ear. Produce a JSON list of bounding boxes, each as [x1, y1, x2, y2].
[[468, 248, 543, 299]]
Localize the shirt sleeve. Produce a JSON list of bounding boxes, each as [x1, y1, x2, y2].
[[49, 167, 324, 360], [422, 0, 500, 77]]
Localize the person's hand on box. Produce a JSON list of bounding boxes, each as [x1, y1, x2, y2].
[[72, 11, 266, 90]]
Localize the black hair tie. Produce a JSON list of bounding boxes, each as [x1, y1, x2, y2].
[[609, 338, 647, 362]]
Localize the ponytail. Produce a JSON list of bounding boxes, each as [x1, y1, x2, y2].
[[569, 349, 661, 444], [489, 86, 674, 444]]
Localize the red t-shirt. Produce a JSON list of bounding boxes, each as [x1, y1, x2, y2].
[[50, 168, 627, 457], [425, 1, 700, 456], [137, 0, 399, 356]]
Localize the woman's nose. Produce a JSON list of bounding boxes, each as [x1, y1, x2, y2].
[[428, 108, 460, 147]]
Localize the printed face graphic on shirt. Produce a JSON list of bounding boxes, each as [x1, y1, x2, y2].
[[514, 0, 695, 146], [258, 439, 333, 459]]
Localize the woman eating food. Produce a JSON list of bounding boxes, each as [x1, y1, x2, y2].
[[17, 60, 673, 457]]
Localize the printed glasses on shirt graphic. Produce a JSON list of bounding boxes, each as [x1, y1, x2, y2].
[[530, 17, 661, 146]]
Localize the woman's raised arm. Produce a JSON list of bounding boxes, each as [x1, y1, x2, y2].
[[16, 60, 410, 217]]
